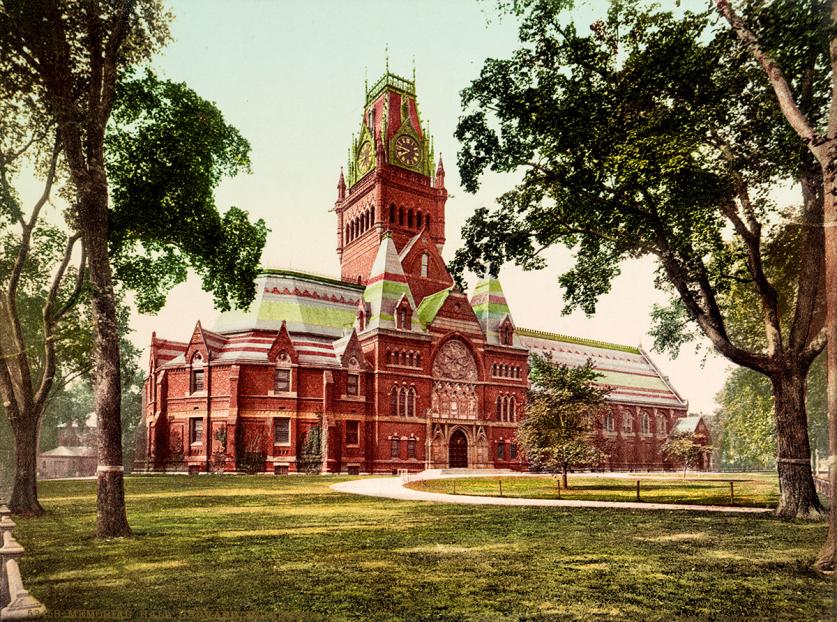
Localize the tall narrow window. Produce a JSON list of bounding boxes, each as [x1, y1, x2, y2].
[[390, 387, 399, 416], [189, 418, 203, 444], [496, 442, 506, 461], [496, 396, 502, 420], [390, 437, 400, 458], [345, 420, 359, 446], [420, 253, 429, 277], [408, 209, 414, 228], [657, 416, 666, 434], [399, 207, 404, 225], [624, 415, 633, 433], [274, 368, 291, 392], [406, 388, 415, 417], [510, 443, 518, 459], [389, 204, 395, 223], [509, 396, 516, 422], [274, 417, 290, 445], [399, 387, 406, 417], [347, 373, 359, 396], [425, 214, 431, 231], [192, 368, 205, 392], [641, 413, 650, 434], [407, 438, 417, 459]]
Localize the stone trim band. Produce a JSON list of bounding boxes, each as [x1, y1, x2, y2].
[[96, 465, 125, 473]]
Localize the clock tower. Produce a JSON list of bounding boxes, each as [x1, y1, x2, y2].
[[335, 69, 447, 287]]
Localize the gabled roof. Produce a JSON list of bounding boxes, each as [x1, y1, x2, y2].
[[673, 415, 705, 434], [470, 276, 519, 346], [40, 446, 97, 458], [517, 328, 687, 409], [362, 234, 421, 332]]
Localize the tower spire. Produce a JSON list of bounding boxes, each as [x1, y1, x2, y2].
[[337, 167, 346, 201], [436, 153, 445, 189]]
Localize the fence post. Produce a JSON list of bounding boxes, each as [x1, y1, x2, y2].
[[636, 480, 641, 502], [729, 481, 735, 506], [498, 479, 503, 497], [0, 502, 46, 620]]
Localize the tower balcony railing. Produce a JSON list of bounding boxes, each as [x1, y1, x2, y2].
[[366, 72, 415, 105]]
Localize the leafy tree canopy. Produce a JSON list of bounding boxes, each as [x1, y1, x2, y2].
[[106, 71, 269, 313], [518, 354, 610, 485]]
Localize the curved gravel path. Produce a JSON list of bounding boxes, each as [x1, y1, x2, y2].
[[330, 474, 773, 514]]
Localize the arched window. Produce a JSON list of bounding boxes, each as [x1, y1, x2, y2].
[[415, 353, 421, 368], [344, 224, 350, 243], [509, 396, 516, 422], [420, 253, 429, 277], [408, 209, 414, 228], [407, 352, 413, 367], [657, 415, 666, 434], [425, 214, 431, 231], [641, 413, 650, 434], [606, 414, 614, 432], [191, 353, 205, 393], [399, 207, 404, 225], [623, 413, 634, 433], [416, 210, 422, 228], [390, 387, 399, 417], [399, 386, 407, 417], [389, 204, 396, 223], [496, 396, 502, 420], [406, 387, 416, 417]]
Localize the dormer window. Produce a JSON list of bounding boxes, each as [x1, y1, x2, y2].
[[274, 350, 292, 393], [191, 353, 205, 393], [347, 373, 359, 396], [357, 306, 366, 331], [499, 320, 514, 346], [420, 253, 429, 277]]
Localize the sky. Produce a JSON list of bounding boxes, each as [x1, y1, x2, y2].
[[24, 0, 747, 413]]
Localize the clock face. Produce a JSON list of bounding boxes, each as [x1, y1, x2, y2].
[[357, 141, 373, 172], [394, 135, 420, 167]]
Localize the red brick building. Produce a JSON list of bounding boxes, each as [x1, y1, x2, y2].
[[138, 71, 701, 474]]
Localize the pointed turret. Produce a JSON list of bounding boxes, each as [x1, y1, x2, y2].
[[337, 168, 346, 201], [362, 233, 419, 332], [471, 275, 518, 346], [435, 153, 445, 189]]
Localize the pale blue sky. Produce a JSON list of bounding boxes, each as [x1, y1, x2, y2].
[[125, 0, 732, 412]]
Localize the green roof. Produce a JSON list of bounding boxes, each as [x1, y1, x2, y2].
[[517, 327, 641, 355], [416, 288, 451, 327]]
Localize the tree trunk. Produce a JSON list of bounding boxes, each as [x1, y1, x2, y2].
[[815, 172, 837, 571], [771, 371, 825, 519], [9, 417, 43, 516], [562, 466, 568, 489], [81, 186, 131, 539]]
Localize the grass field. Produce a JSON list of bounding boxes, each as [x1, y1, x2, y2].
[[8, 475, 833, 621], [406, 473, 780, 508]]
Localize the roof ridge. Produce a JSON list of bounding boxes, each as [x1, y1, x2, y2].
[[259, 268, 365, 291], [517, 327, 640, 354]]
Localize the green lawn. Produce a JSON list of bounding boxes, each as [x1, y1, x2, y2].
[[8, 475, 832, 621], [407, 473, 780, 508]]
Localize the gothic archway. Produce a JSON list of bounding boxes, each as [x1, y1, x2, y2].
[[448, 429, 468, 468]]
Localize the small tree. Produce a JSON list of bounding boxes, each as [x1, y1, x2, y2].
[[661, 432, 707, 478], [517, 354, 610, 488]]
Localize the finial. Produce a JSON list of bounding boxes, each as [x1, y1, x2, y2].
[[364, 66, 368, 95], [412, 56, 416, 84], [385, 44, 389, 73]]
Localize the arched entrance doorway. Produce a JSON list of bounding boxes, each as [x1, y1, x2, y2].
[[448, 429, 468, 468]]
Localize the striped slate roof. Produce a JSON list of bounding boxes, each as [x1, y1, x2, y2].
[[470, 276, 519, 346], [362, 234, 422, 333], [212, 270, 363, 337], [517, 328, 686, 409]]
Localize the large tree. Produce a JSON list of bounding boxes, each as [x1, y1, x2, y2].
[[517, 354, 610, 489], [0, 2, 268, 536], [714, 0, 837, 574], [453, 0, 827, 518]]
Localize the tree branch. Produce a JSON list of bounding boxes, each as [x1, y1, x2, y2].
[[715, 0, 818, 144]]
